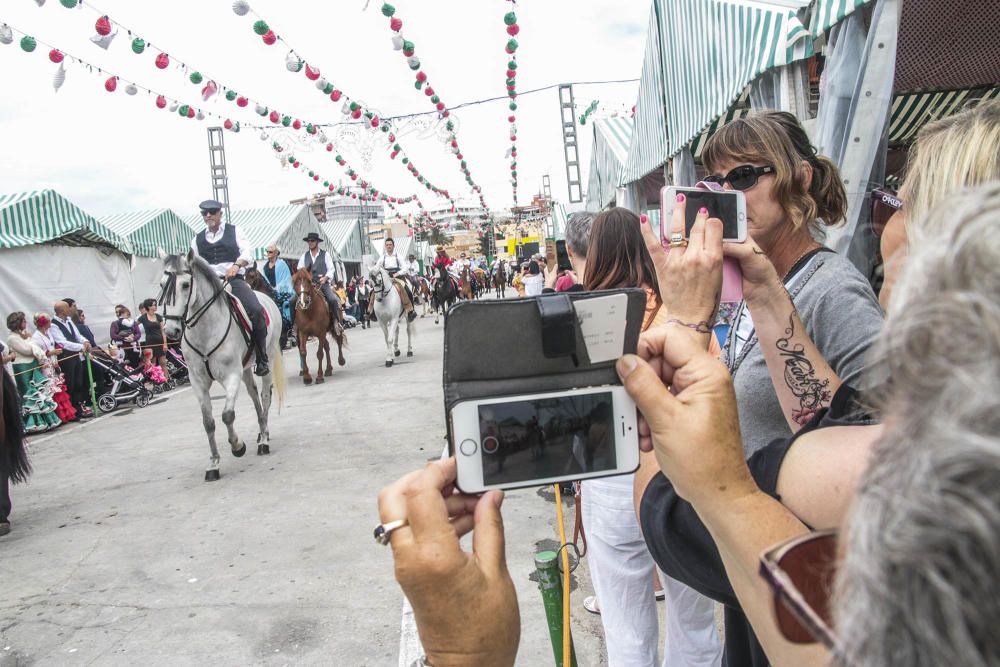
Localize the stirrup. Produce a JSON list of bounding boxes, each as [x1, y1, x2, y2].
[[253, 356, 270, 376]]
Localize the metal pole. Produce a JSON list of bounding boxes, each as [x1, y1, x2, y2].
[[534, 550, 578, 667], [85, 353, 98, 415]]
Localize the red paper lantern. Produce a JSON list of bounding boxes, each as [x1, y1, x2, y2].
[[389, 133, 396, 142], [326, 143, 334, 152], [436, 102, 445, 111], [329, 185, 335, 191], [506, 69, 516, 78], [415, 71, 427, 83], [313, 175, 320, 181], [331, 89, 342, 102], [507, 24, 520, 36], [104, 76, 117, 92], [371, 117, 380, 128], [390, 17, 403, 31], [262, 30, 277, 45], [236, 96, 248, 107], [187, 107, 196, 118], [508, 115, 516, 123], [456, 153, 463, 160], [305, 64, 321, 80], [155, 53, 170, 69], [390, 151, 398, 159], [351, 193, 357, 199], [292, 119, 302, 130], [269, 110, 280, 123], [48, 49, 64, 63], [451, 141, 458, 148], [224, 119, 234, 130], [351, 174, 358, 181], [95, 16, 112, 36], [507, 84, 516, 92], [351, 110, 362, 119], [293, 161, 300, 168], [442, 111, 450, 118], [155, 95, 167, 109]]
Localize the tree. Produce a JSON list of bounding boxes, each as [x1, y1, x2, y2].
[[427, 226, 449, 246]]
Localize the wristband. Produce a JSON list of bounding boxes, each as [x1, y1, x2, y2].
[[666, 318, 713, 334]]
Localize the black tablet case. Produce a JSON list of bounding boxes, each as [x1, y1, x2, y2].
[[442, 289, 646, 451]]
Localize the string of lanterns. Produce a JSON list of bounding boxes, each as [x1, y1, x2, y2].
[[377, 2, 491, 216], [0, 20, 245, 131], [502, 5, 520, 204]]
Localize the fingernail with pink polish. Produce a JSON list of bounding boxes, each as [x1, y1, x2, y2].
[[699, 207, 708, 215], [640, 214, 648, 224], [676, 193, 685, 203]]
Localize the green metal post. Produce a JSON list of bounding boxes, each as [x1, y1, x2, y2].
[[534, 550, 577, 667], [85, 353, 98, 414]]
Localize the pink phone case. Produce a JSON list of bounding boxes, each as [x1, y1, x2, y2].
[[721, 257, 743, 303]]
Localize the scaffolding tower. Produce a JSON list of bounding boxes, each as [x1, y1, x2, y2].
[[558, 85, 583, 203], [207, 127, 231, 223]]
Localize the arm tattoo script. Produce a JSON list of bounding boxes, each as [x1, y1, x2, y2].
[[776, 311, 831, 425]]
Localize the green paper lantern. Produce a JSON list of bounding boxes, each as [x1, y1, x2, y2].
[[418, 176, 425, 183], [512, 171, 517, 177], [349, 101, 360, 112], [288, 156, 296, 164], [60, 0, 78, 7], [178, 105, 189, 116], [414, 81, 423, 90], [225, 90, 238, 101], [308, 171, 315, 177], [402, 40, 414, 53], [508, 90, 517, 98], [460, 161, 467, 168], [323, 181, 329, 187], [430, 95, 440, 104], [380, 124, 389, 132], [506, 39, 518, 52], [190, 71, 203, 84], [253, 20, 269, 36], [508, 60, 517, 70], [335, 155, 342, 162], [446, 121, 454, 130], [402, 157, 409, 164], [393, 144, 401, 151], [506, 78, 515, 87], [381, 3, 396, 17], [131, 38, 146, 54], [323, 83, 334, 94], [281, 115, 291, 127], [504, 11, 517, 26], [509, 102, 517, 111], [364, 111, 373, 119], [306, 124, 314, 134], [20, 36, 37, 53], [232, 122, 240, 133]]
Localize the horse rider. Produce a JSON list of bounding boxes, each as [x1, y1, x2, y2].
[[190, 199, 269, 376], [400, 252, 423, 302], [374, 237, 417, 322], [298, 232, 345, 327]]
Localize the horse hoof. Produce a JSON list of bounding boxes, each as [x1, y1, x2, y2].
[[205, 469, 221, 482], [338, 357, 346, 366], [303, 377, 313, 385], [257, 444, 270, 456], [407, 351, 413, 357], [394, 350, 401, 357], [233, 442, 246, 458], [316, 376, 325, 384], [385, 360, 393, 367]]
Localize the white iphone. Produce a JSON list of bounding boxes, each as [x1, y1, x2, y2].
[[661, 186, 748, 242], [451, 385, 640, 493]]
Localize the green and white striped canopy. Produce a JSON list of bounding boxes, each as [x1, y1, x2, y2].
[[98, 208, 195, 257], [183, 205, 329, 261], [0, 190, 131, 252], [586, 117, 634, 210], [320, 219, 366, 262], [889, 86, 1000, 145], [622, 3, 669, 185]]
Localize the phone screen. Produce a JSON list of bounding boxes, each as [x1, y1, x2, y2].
[[681, 190, 741, 239], [477, 392, 617, 485], [555, 240, 572, 271]]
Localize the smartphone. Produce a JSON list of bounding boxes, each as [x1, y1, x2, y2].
[[451, 386, 640, 493], [661, 186, 747, 242], [545, 239, 557, 271], [555, 240, 572, 271]]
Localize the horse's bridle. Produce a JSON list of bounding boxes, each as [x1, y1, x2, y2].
[[370, 268, 392, 302], [159, 266, 238, 366], [295, 277, 315, 311]]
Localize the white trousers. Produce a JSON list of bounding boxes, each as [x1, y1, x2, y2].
[[582, 476, 722, 667]]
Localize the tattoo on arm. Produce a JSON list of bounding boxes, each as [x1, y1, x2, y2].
[[775, 311, 832, 425]]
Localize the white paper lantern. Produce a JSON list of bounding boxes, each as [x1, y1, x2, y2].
[[232, 1, 250, 16], [201, 80, 218, 101], [90, 31, 117, 50], [260, 130, 268, 141], [169, 102, 179, 112], [341, 101, 351, 115], [196, 110, 205, 120], [0, 25, 12, 45], [53, 63, 66, 92], [255, 103, 267, 115], [315, 77, 327, 90], [285, 51, 303, 72], [125, 83, 138, 95], [406, 55, 420, 69], [391, 34, 404, 51]]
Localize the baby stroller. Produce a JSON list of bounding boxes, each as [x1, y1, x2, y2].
[[164, 346, 189, 387], [90, 354, 153, 412]]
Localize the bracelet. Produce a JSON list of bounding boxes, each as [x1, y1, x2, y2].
[[665, 318, 713, 334]]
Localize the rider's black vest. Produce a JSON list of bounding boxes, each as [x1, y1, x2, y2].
[[196, 224, 241, 265], [303, 250, 329, 281]]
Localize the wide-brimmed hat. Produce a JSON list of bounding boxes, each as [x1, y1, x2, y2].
[[303, 232, 323, 243]]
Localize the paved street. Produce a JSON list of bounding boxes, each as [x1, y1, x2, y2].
[[0, 307, 628, 666]]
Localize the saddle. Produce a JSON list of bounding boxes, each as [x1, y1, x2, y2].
[[224, 289, 270, 338]]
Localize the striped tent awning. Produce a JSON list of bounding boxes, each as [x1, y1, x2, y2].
[[808, 0, 872, 37], [98, 208, 195, 257], [183, 205, 329, 261], [688, 87, 752, 158], [586, 117, 634, 210], [622, 3, 669, 184], [320, 218, 366, 262], [888, 86, 1000, 145], [0, 190, 131, 252]]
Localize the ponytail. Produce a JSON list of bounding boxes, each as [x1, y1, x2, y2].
[[808, 155, 848, 227]]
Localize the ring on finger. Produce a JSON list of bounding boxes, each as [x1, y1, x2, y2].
[[374, 518, 409, 545], [668, 234, 689, 249]]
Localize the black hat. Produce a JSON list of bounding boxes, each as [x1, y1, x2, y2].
[[199, 199, 225, 213], [303, 232, 323, 243]]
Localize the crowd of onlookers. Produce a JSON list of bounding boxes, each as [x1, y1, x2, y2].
[[379, 101, 1000, 667]]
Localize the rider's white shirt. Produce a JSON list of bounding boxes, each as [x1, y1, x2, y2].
[[190, 225, 254, 278], [377, 252, 402, 272], [298, 249, 335, 282], [400, 258, 420, 276]]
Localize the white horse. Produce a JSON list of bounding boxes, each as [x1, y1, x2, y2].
[[160, 252, 285, 481], [369, 266, 414, 367]]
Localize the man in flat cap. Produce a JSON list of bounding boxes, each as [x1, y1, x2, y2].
[[190, 199, 270, 376], [298, 232, 344, 326]]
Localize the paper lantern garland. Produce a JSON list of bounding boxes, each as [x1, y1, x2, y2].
[[0, 26, 13, 45], [53, 63, 66, 91], [131, 37, 145, 54], [155, 52, 169, 69], [232, 1, 250, 16], [48, 49, 64, 63], [95, 16, 112, 36], [20, 36, 37, 52]]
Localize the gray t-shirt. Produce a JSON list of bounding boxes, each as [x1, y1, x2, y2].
[[722, 251, 883, 457]]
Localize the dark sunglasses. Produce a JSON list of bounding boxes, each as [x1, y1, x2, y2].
[[705, 164, 776, 191], [759, 530, 847, 660], [201, 209, 221, 216], [869, 187, 902, 239]]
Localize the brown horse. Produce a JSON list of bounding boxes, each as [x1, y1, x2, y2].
[[459, 266, 474, 300], [291, 269, 346, 385]]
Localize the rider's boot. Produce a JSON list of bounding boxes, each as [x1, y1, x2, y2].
[[252, 331, 269, 377]]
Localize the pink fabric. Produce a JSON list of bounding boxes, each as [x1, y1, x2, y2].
[[555, 274, 576, 292]]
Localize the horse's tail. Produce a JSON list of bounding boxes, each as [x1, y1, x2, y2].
[[272, 350, 286, 412], [1, 368, 31, 484]]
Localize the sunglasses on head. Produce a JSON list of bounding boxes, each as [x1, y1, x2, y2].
[[704, 164, 776, 191], [759, 529, 848, 661], [201, 209, 221, 217], [869, 187, 902, 239]]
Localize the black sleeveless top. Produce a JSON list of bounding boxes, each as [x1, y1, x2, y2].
[[196, 224, 240, 265]]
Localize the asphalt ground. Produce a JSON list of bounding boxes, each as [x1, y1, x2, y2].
[[0, 303, 660, 666]]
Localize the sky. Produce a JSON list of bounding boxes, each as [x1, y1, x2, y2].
[[0, 0, 649, 219]]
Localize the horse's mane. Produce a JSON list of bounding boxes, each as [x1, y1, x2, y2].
[[188, 252, 223, 286]]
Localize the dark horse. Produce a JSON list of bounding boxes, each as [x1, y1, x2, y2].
[[493, 263, 507, 299], [433, 264, 459, 325], [291, 268, 346, 384], [1, 365, 32, 531]]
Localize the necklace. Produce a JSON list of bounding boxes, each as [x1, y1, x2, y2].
[[782, 243, 823, 283]]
